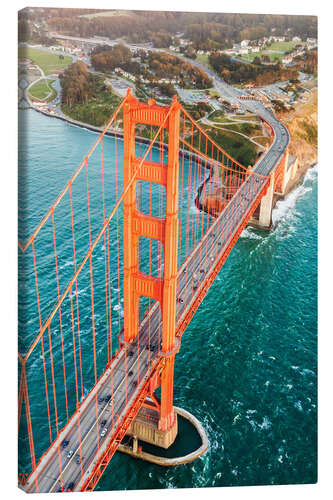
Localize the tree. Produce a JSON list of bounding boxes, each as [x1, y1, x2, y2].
[[91, 44, 132, 72]]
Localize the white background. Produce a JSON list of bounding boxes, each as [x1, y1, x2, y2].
[[1, 1, 331, 498]]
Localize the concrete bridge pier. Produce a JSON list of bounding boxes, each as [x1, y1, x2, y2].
[[249, 171, 275, 230], [118, 401, 209, 466], [249, 148, 300, 231], [125, 395, 178, 449]]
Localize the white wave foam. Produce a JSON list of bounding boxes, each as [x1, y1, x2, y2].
[[258, 416, 272, 430], [240, 227, 262, 240], [272, 164, 317, 226], [59, 259, 74, 270]]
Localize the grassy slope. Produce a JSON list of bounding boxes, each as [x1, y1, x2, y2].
[[269, 41, 304, 52], [62, 86, 121, 127], [18, 47, 72, 75], [240, 41, 306, 63]]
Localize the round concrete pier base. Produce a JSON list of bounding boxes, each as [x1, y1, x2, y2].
[[117, 406, 209, 466]]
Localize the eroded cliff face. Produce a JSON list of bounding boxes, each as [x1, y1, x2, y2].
[[279, 89, 318, 171]]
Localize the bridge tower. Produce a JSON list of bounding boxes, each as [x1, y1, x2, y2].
[[122, 91, 180, 447]]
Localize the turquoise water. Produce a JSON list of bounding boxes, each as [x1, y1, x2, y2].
[[18, 109, 317, 489]]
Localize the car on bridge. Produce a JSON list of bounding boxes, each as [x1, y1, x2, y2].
[[66, 450, 74, 459], [62, 439, 69, 449], [67, 482, 75, 492]]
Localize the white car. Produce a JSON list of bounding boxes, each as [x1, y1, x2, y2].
[[101, 428, 107, 437], [67, 450, 74, 459]]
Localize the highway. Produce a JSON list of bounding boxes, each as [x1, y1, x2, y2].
[[23, 37, 289, 494]]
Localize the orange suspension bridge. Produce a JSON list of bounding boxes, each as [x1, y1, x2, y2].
[[18, 90, 289, 492]]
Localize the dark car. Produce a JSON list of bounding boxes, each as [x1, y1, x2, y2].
[[67, 482, 75, 492], [128, 370, 133, 377], [98, 397, 104, 404], [105, 395, 111, 402], [62, 440, 69, 449], [128, 350, 134, 357], [75, 455, 80, 464], [101, 420, 107, 427]]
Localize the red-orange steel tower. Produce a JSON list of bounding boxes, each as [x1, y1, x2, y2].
[[122, 91, 180, 434]]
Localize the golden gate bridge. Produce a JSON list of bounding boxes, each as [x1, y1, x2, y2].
[[18, 90, 289, 492]]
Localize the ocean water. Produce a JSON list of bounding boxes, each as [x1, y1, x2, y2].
[[18, 109, 317, 489]]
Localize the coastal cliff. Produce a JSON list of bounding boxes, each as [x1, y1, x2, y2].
[[279, 88, 318, 175]]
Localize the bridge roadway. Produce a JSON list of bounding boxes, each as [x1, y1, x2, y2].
[[24, 50, 289, 493], [24, 164, 269, 493]]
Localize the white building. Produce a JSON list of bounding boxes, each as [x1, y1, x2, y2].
[[178, 38, 190, 46], [292, 36, 302, 42], [270, 36, 286, 43], [307, 38, 317, 49], [282, 55, 293, 65], [251, 47, 260, 53], [240, 39, 250, 47], [223, 49, 237, 55]]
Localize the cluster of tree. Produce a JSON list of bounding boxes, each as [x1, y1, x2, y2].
[[147, 52, 212, 88], [209, 52, 299, 86], [238, 26, 268, 42], [294, 50, 317, 75], [185, 22, 234, 50], [151, 32, 172, 48], [271, 100, 289, 113], [60, 61, 91, 107], [90, 46, 212, 89], [90, 44, 132, 72], [18, 14, 57, 45], [183, 101, 211, 120], [252, 55, 281, 65], [18, 18, 32, 42], [157, 82, 176, 98], [41, 9, 317, 49]]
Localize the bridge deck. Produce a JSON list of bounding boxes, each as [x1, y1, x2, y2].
[[20, 42, 291, 494], [24, 166, 268, 493]]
